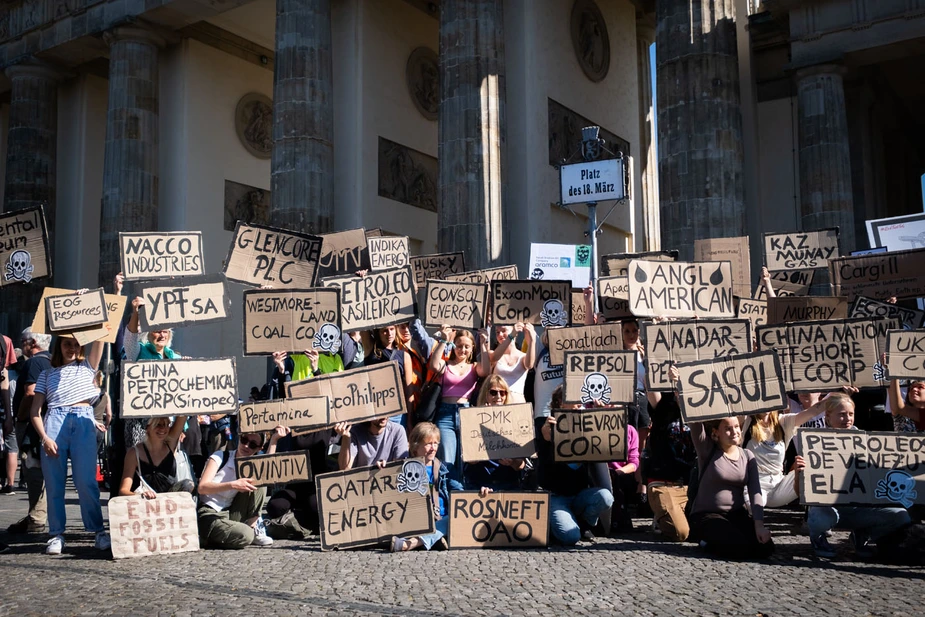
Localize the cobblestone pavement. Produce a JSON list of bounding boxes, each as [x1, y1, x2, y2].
[[0, 484, 921, 617]]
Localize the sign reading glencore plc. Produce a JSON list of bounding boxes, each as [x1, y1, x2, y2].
[[559, 159, 625, 206]]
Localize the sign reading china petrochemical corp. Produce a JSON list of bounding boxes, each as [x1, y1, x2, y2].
[[559, 159, 625, 206]]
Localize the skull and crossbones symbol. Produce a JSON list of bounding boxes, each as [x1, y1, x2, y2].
[[540, 299, 567, 328], [531, 268, 545, 280], [312, 323, 341, 353], [874, 470, 917, 508], [580, 372, 612, 405], [4, 249, 34, 283], [396, 459, 428, 496]]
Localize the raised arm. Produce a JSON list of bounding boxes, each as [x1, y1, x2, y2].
[[476, 329, 491, 378], [760, 267, 776, 299], [889, 378, 920, 422], [521, 323, 536, 371]]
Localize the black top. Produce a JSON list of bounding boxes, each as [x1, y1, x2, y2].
[[135, 443, 178, 493]]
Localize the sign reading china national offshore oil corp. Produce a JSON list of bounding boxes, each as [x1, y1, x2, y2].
[[642, 319, 753, 392], [885, 330, 925, 380], [829, 247, 925, 301], [121, 358, 239, 418], [238, 396, 331, 433], [119, 231, 204, 280], [490, 280, 572, 327], [0, 205, 51, 288], [563, 351, 637, 405], [236, 451, 313, 487], [109, 494, 199, 560], [224, 222, 323, 288], [137, 274, 232, 331], [322, 266, 416, 330], [546, 323, 624, 366], [242, 288, 342, 356], [423, 280, 489, 330], [763, 228, 840, 271], [756, 317, 900, 392], [552, 407, 628, 463], [559, 158, 625, 206], [627, 260, 734, 318], [448, 492, 550, 549]]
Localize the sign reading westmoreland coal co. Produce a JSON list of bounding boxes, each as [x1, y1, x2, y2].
[[552, 407, 627, 462], [109, 493, 199, 560], [491, 280, 572, 327], [546, 323, 624, 366], [121, 358, 239, 418], [886, 330, 925, 380], [0, 205, 51, 288], [138, 274, 232, 331], [423, 280, 489, 330], [563, 351, 637, 405], [316, 458, 434, 551], [119, 231, 204, 280], [448, 492, 550, 549], [238, 396, 331, 433], [236, 451, 312, 487], [756, 317, 900, 392], [676, 351, 787, 423], [627, 260, 734, 318], [643, 319, 753, 392], [224, 222, 323, 288], [799, 428, 925, 507], [830, 247, 925, 301], [322, 266, 416, 330], [242, 288, 342, 356], [559, 158, 625, 206], [764, 228, 840, 271]]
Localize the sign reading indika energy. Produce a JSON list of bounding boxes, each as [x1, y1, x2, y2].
[[559, 158, 625, 205]]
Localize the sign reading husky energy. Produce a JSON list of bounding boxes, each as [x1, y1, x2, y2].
[[224, 222, 323, 288], [764, 228, 840, 271], [0, 205, 51, 287], [676, 351, 787, 422], [829, 247, 925, 301], [410, 252, 466, 289], [627, 260, 734, 318], [546, 323, 624, 366], [885, 330, 925, 380]]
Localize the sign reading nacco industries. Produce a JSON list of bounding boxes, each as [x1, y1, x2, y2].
[[559, 159, 625, 205]]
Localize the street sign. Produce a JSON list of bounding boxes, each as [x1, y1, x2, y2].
[[559, 158, 625, 206]]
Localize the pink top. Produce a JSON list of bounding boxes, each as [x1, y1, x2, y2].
[[442, 364, 479, 399], [609, 424, 640, 471]]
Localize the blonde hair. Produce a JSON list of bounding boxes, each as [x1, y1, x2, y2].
[[476, 375, 510, 406], [822, 393, 854, 417], [749, 411, 784, 444], [453, 329, 475, 363], [409, 422, 440, 457]]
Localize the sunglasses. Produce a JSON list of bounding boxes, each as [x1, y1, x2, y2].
[[239, 437, 263, 450], [489, 389, 508, 397]]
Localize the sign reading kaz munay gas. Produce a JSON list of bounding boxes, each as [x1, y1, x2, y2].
[[763, 228, 840, 271], [627, 260, 734, 318]]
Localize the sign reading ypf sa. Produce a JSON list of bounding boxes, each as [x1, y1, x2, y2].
[[559, 159, 626, 206]]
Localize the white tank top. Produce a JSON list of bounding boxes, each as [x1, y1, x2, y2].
[[493, 356, 528, 395]]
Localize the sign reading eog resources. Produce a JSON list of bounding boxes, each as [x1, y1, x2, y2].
[[559, 159, 625, 205]]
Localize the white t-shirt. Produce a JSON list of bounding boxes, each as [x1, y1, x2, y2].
[[533, 348, 563, 419], [202, 449, 239, 512], [35, 360, 100, 409], [744, 413, 800, 481]]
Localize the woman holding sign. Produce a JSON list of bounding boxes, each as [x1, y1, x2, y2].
[[490, 323, 535, 404], [118, 416, 193, 499]]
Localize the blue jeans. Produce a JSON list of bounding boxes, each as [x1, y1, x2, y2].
[[415, 517, 449, 550], [550, 488, 614, 545], [435, 401, 468, 482], [41, 406, 104, 537], [808, 505, 910, 543]]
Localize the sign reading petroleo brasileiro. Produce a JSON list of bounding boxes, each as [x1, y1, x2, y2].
[[559, 158, 625, 206]]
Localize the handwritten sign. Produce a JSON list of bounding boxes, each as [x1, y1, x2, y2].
[[767, 296, 848, 324], [627, 260, 734, 318], [316, 228, 371, 279], [368, 236, 409, 271], [829, 247, 925, 301], [850, 296, 925, 330], [224, 222, 323, 288], [109, 493, 199, 559], [676, 351, 787, 422], [547, 323, 624, 366], [121, 358, 239, 418], [459, 403, 536, 462], [570, 289, 587, 325], [119, 231, 204, 280], [642, 319, 753, 392], [695, 236, 751, 296], [736, 297, 767, 329], [316, 459, 434, 550], [0, 205, 51, 287], [764, 228, 840, 271], [44, 288, 108, 332], [410, 252, 466, 289], [886, 330, 925, 380], [31, 287, 125, 344], [448, 492, 549, 549], [799, 429, 925, 507], [552, 407, 627, 462], [236, 451, 312, 487], [491, 280, 571, 327], [563, 351, 637, 405], [242, 288, 341, 356], [322, 266, 416, 330], [138, 274, 231, 330], [597, 276, 633, 321], [600, 250, 677, 277], [423, 280, 488, 330], [445, 264, 518, 284], [238, 397, 331, 433], [753, 269, 814, 299]]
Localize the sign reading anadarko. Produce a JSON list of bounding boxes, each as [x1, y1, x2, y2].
[[764, 228, 840, 271], [490, 280, 572, 327], [121, 358, 239, 418], [627, 260, 734, 318], [676, 351, 787, 422], [119, 231, 204, 280], [563, 351, 637, 405], [242, 288, 342, 356], [0, 205, 51, 287], [546, 323, 624, 366], [224, 222, 323, 288], [322, 267, 416, 330], [448, 492, 550, 549], [829, 247, 925, 301]]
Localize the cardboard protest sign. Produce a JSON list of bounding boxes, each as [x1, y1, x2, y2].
[[756, 317, 900, 391], [423, 280, 488, 330], [597, 276, 633, 321], [121, 358, 238, 418], [627, 260, 734, 318], [829, 247, 925, 301], [547, 323, 624, 366], [224, 222, 323, 288], [108, 493, 199, 560], [119, 231, 204, 280], [563, 351, 637, 405], [490, 280, 571, 327], [238, 397, 330, 433], [459, 403, 536, 462], [137, 274, 232, 330], [242, 288, 342, 356], [0, 205, 51, 287], [316, 228, 371, 279], [410, 252, 466, 289], [448, 492, 550, 549], [445, 264, 518, 284], [570, 289, 587, 325], [365, 228, 383, 238], [694, 236, 751, 296], [753, 269, 814, 299], [850, 295, 925, 330], [316, 458, 434, 550], [528, 243, 592, 287], [322, 266, 416, 330], [764, 228, 840, 271], [551, 407, 628, 462], [236, 451, 312, 487], [675, 351, 787, 422], [768, 296, 848, 324], [642, 319, 753, 392], [286, 363, 406, 430], [799, 429, 925, 507], [600, 250, 677, 277], [44, 288, 108, 332], [367, 236, 409, 271], [885, 330, 925, 380], [31, 287, 126, 344], [736, 297, 767, 329]]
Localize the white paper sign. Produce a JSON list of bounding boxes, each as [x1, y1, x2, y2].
[[528, 243, 592, 288], [559, 158, 625, 205]]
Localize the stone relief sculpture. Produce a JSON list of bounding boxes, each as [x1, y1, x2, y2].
[[235, 93, 273, 159], [224, 180, 270, 231], [547, 99, 629, 167], [378, 137, 437, 213], [406, 47, 439, 121], [570, 0, 610, 83]]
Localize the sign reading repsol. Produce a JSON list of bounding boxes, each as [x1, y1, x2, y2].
[[448, 492, 550, 549], [121, 358, 239, 418], [563, 351, 637, 405]]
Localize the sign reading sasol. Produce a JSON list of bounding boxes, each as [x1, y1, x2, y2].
[[559, 158, 625, 205], [676, 351, 787, 422]]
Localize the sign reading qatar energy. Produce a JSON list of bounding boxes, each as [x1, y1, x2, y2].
[[627, 260, 734, 318], [121, 358, 239, 418]]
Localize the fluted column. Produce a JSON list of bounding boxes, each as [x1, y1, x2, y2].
[[99, 26, 163, 286], [270, 0, 334, 234], [438, 0, 508, 269], [636, 21, 659, 251]]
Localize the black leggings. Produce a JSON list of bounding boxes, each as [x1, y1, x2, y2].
[[689, 508, 774, 560]]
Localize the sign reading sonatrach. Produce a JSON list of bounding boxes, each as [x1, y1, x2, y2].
[[886, 330, 925, 380], [138, 274, 231, 330], [236, 451, 312, 487], [121, 358, 238, 418], [322, 266, 416, 330], [829, 247, 925, 301], [764, 228, 840, 271], [238, 397, 330, 433], [546, 323, 624, 366], [459, 403, 536, 462], [0, 205, 51, 287], [627, 260, 734, 318], [368, 236, 409, 271], [109, 494, 199, 560], [490, 280, 571, 327], [563, 351, 637, 405], [242, 288, 342, 356], [448, 492, 550, 549], [44, 288, 108, 331], [423, 280, 489, 330], [552, 408, 627, 462], [119, 232, 204, 280], [224, 222, 323, 288], [676, 351, 787, 422]]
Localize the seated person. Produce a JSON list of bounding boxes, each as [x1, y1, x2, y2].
[[197, 426, 287, 549], [608, 418, 639, 533], [119, 416, 194, 498], [463, 377, 531, 492], [335, 417, 409, 470], [264, 429, 335, 539]]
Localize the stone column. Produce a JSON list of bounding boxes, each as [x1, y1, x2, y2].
[[438, 0, 508, 269], [636, 21, 659, 251], [796, 64, 855, 252], [2, 61, 59, 334], [99, 26, 163, 286], [270, 0, 334, 235], [656, 0, 745, 260]]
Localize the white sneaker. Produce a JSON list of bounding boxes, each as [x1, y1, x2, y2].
[[252, 517, 273, 547], [94, 531, 111, 551], [46, 535, 64, 555]]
